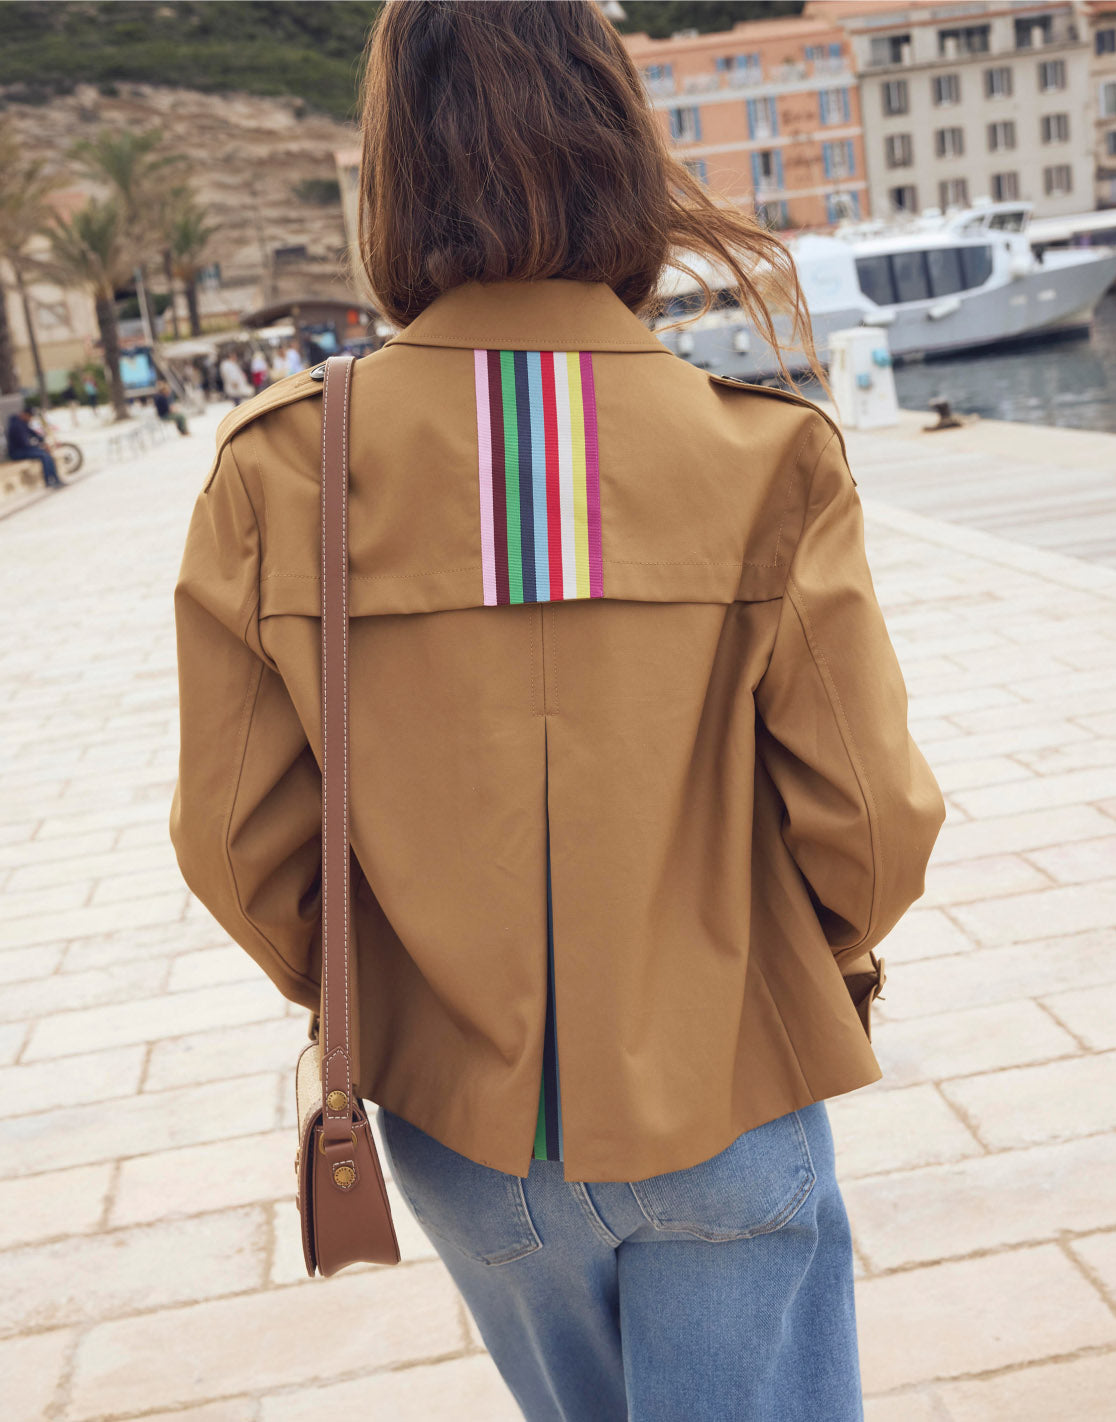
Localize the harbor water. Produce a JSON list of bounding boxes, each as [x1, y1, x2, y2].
[[800, 289, 1116, 434]]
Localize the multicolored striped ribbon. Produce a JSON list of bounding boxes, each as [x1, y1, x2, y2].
[[473, 349, 603, 606]]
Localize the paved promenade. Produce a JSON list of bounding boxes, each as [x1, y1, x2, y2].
[[2, 402, 1115, 1420]]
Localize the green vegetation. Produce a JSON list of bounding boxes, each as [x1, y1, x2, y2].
[[293, 178, 342, 207], [616, 2, 804, 39], [0, 2, 383, 120], [0, 2, 803, 118]]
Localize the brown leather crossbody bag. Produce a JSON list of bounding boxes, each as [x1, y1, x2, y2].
[[293, 353, 401, 1276]]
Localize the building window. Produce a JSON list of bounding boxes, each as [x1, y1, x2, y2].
[[1107, 130, 1116, 157], [1038, 59, 1066, 91], [988, 120, 1017, 151], [717, 52, 762, 85], [1015, 15, 1053, 48], [806, 41, 845, 75], [682, 158, 708, 183], [991, 172, 1020, 200], [888, 184, 918, 213], [1101, 82, 1116, 118], [746, 96, 778, 140], [1043, 164, 1073, 195], [939, 177, 970, 208], [1098, 28, 1116, 56], [985, 67, 1013, 99], [932, 73, 961, 106], [1041, 113, 1069, 143], [642, 63, 674, 94], [938, 25, 990, 56], [935, 127, 965, 158], [870, 33, 910, 66], [881, 79, 909, 116], [669, 106, 702, 143], [819, 87, 851, 125], [754, 199, 790, 230], [826, 191, 861, 223], [751, 149, 784, 193], [884, 133, 913, 168], [823, 140, 856, 178]]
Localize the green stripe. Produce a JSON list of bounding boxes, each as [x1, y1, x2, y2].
[[499, 350, 523, 604]]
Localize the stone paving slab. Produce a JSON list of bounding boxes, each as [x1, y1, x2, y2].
[[1, 403, 1114, 1417]]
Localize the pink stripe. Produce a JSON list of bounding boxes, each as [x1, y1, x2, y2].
[[473, 348, 497, 606], [580, 351, 603, 598]]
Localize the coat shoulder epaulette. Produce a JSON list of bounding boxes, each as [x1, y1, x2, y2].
[[203, 364, 327, 491], [706, 371, 850, 472]]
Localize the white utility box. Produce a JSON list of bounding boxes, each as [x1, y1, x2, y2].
[[828, 327, 899, 430]]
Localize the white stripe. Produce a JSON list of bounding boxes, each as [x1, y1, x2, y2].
[[553, 352, 577, 598]]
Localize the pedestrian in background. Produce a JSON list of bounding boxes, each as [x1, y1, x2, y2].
[[170, 3, 945, 1418], [268, 347, 287, 385], [217, 349, 252, 406], [153, 379, 190, 436], [283, 341, 304, 376], [5, 406, 64, 489], [249, 348, 269, 391]]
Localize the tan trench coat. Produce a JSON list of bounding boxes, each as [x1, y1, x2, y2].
[[170, 277, 945, 1182]]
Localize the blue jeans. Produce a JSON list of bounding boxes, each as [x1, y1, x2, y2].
[[22, 449, 61, 487], [376, 1100, 864, 1421]]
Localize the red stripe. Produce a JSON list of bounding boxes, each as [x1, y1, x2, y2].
[[541, 351, 563, 601], [486, 348, 509, 605]]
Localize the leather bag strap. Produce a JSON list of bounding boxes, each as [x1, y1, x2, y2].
[[319, 353, 357, 1148]]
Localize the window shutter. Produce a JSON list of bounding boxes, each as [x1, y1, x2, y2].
[[770, 100, 779, 137], [842, 88, 851, 121], [823, 143, 833, 178], [746, 99, 757, 139], [775, 150, 784, 189], [818, 90, 827, 125], [846, 140, 855, 174], [694, 107, 703, 142], [751, 151, 762, 190]]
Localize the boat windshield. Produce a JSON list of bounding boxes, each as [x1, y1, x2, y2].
[[855, 245, 993, 306], [657, 287, 742, 320]]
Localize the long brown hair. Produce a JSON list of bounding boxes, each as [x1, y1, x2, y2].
[[358, 0, 823, 389]]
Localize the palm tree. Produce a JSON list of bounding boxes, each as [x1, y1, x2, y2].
[[49, 199, 131, 421], [70, 127, 187, 247], [0, 120, 26, 395], [168, 196, 218, 338], [0, 123, 64, 408], [70, 127, 190, 328]]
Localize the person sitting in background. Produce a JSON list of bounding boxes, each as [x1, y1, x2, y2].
[[5, 407, 64, 489], [153, 380, 190, 437]]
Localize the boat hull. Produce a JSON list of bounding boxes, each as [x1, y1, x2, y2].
[[657, 250, 1116, 380]]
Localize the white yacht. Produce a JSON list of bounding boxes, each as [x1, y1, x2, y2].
[[653, 201, 1116, 380]]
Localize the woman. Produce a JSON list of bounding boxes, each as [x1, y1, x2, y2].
[[170, 3, 945, 1417]]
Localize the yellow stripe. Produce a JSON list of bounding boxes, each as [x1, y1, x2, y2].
[[566, 351, 590, 598]]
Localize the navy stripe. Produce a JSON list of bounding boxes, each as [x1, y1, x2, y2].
[[542, 788, 560, 1158], [514, 350, 536, 603]]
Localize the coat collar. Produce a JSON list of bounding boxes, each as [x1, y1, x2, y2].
[[380, 276, 669, 354]]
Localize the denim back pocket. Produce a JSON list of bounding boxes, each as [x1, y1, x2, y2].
[[629, 1106, 817, 1242], [379, 1107, 542, 1266]]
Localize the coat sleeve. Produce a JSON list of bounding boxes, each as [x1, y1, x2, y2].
[[754, 423, 946, 968], [169, 436, 323, 1011]]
